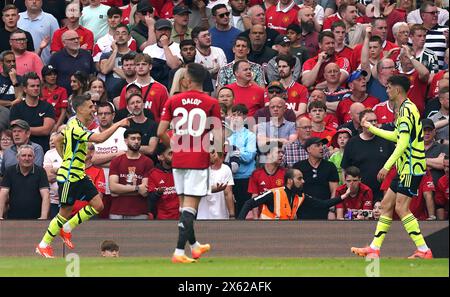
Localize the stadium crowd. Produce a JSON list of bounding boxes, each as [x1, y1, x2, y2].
[[0, 0, 448, 221]]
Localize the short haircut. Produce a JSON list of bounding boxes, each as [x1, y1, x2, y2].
[[331, 21, 346, 31], [107, 6, 122, 17], [231, 103, 248, 115], [371, 17, 387, 27], [286, 23, 301, 34], [319, 31, 335, 44], [22, 72, 40, 87], [420, 1, 436, 14], [233, 36, 250, 48], [71, 93, 91, 112], [369, 36, 383, 45], [284, 168, 297, 185], [410, 24, 427, 36], [2, 4, 18, 14], [127, 93, 143, 103], [134, 53, 153, 65], [115, 23, 130, 33], [101, 240, 119, 252], [276, 54, 295, 69], [233, 59, 249, 74], [358, 108, 376, 123], [392, 22, 408, 37], [344, 166, 361, 178], [156, 142, 169, 156], [121, 52, 136, 64], [338, 3, 353, 15], [387, 75, 411, 93], [439, 86, 449, 96], [9, 29, 26, 37], [97, 101, 115, 113], [211, 3, 227, 16], [191, 25, 209, 40], [218, 86, 235, 97], [0, 50, 15, 60], [16, 144, 34, 158], [180, 39, 195, 49], [186, 63, 207, 85], [123, 128, 142, 139], [308, 100, 326, 112]]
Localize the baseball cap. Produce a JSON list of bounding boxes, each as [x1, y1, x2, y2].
[[267, 81, 286, 92], [10, 119, 30, 131], [136, 0, 153, 13], [347, 69, 368, 83], [422, 118, 435, 130], [155, 19, 172, 30], [42, 65, 58, 77], [126, 82, 142, 92], [173, 6, 191, 15], [303, 137, 328, 149], [331, 128, 352, 147], [274, 35, 291, 46]]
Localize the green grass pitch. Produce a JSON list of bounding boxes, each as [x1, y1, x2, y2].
[[0, 257, 448, 277]]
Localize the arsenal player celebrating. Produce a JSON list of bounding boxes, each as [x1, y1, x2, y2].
[[158, 63, 223, 264]]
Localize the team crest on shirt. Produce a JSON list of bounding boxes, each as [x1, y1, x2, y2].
[[290, 90, 297, 98], [282, 16, 290, 24], [260, 181, 266, 186], [150, 90, 155, 96], [276, 179, 283, 186]]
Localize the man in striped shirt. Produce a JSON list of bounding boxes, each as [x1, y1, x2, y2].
[[420, 1, 448, 70]]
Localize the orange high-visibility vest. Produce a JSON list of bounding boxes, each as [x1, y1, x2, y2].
[[260, 187, 305, 220]]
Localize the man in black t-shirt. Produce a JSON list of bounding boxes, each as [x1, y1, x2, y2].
[[0, 50, 22, 107], [126, 93, 158, 157], [0, 4, 34, 53], [9, 72, 55, 152], [341, 109, 395, 201], [293, 137, 339, 220]]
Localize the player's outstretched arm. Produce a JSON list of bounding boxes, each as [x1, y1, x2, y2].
[[90, 117, 132, 144], [362, 118, 397, 142]]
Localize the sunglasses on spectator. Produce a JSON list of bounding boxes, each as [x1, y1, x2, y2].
[[217, 12, 230, 18], [423, 11, 439, 15]]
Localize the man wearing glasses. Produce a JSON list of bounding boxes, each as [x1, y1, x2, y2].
[[48, 30, 96, 95], [418, 1, 448, 70], [209, 4, 242, 63], [8, 30, 43, 79]]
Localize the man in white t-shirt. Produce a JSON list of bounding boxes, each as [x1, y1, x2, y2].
[[143, 19, 182, 70], [91, 102, 127, 200], [197, 150, 235, 220], [43, 131, 63, 218], [192, 25, 227, 83]]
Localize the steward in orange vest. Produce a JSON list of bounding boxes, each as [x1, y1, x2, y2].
[[238, 168, 350, 220]]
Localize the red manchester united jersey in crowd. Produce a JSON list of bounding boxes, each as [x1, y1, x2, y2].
[[248, 167, 287, 195], [147, 166, 180, 219], [161, 90, 221, 169], [372, 101, 395, 124], [336, 95, 380, 125], [336, 182, 373, 212], [302, 55, 351, 86], [265, 2, 299, 34]]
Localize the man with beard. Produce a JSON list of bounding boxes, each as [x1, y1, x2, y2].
[[126, 93, 159, 156], [147, 143, 180, 220], [0, 50, 22, 107], [229, 0, 249, 32], [91, 102, 128, 218], [108, 128, 153, 219], [9, 30, 43, 78], [167, 39, 214, 94], [265, 0, 299, 35], [99, 24, 136, 99], [239, 4, 279, 48], [266, 54, 308, 118], [302, 31, 350, 89], [111, 53, 137, 106], [266, 35, 302, 83], [238, 168, 350, 220], [35, 94, 132, 257], [297, 6, 319, 58]]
